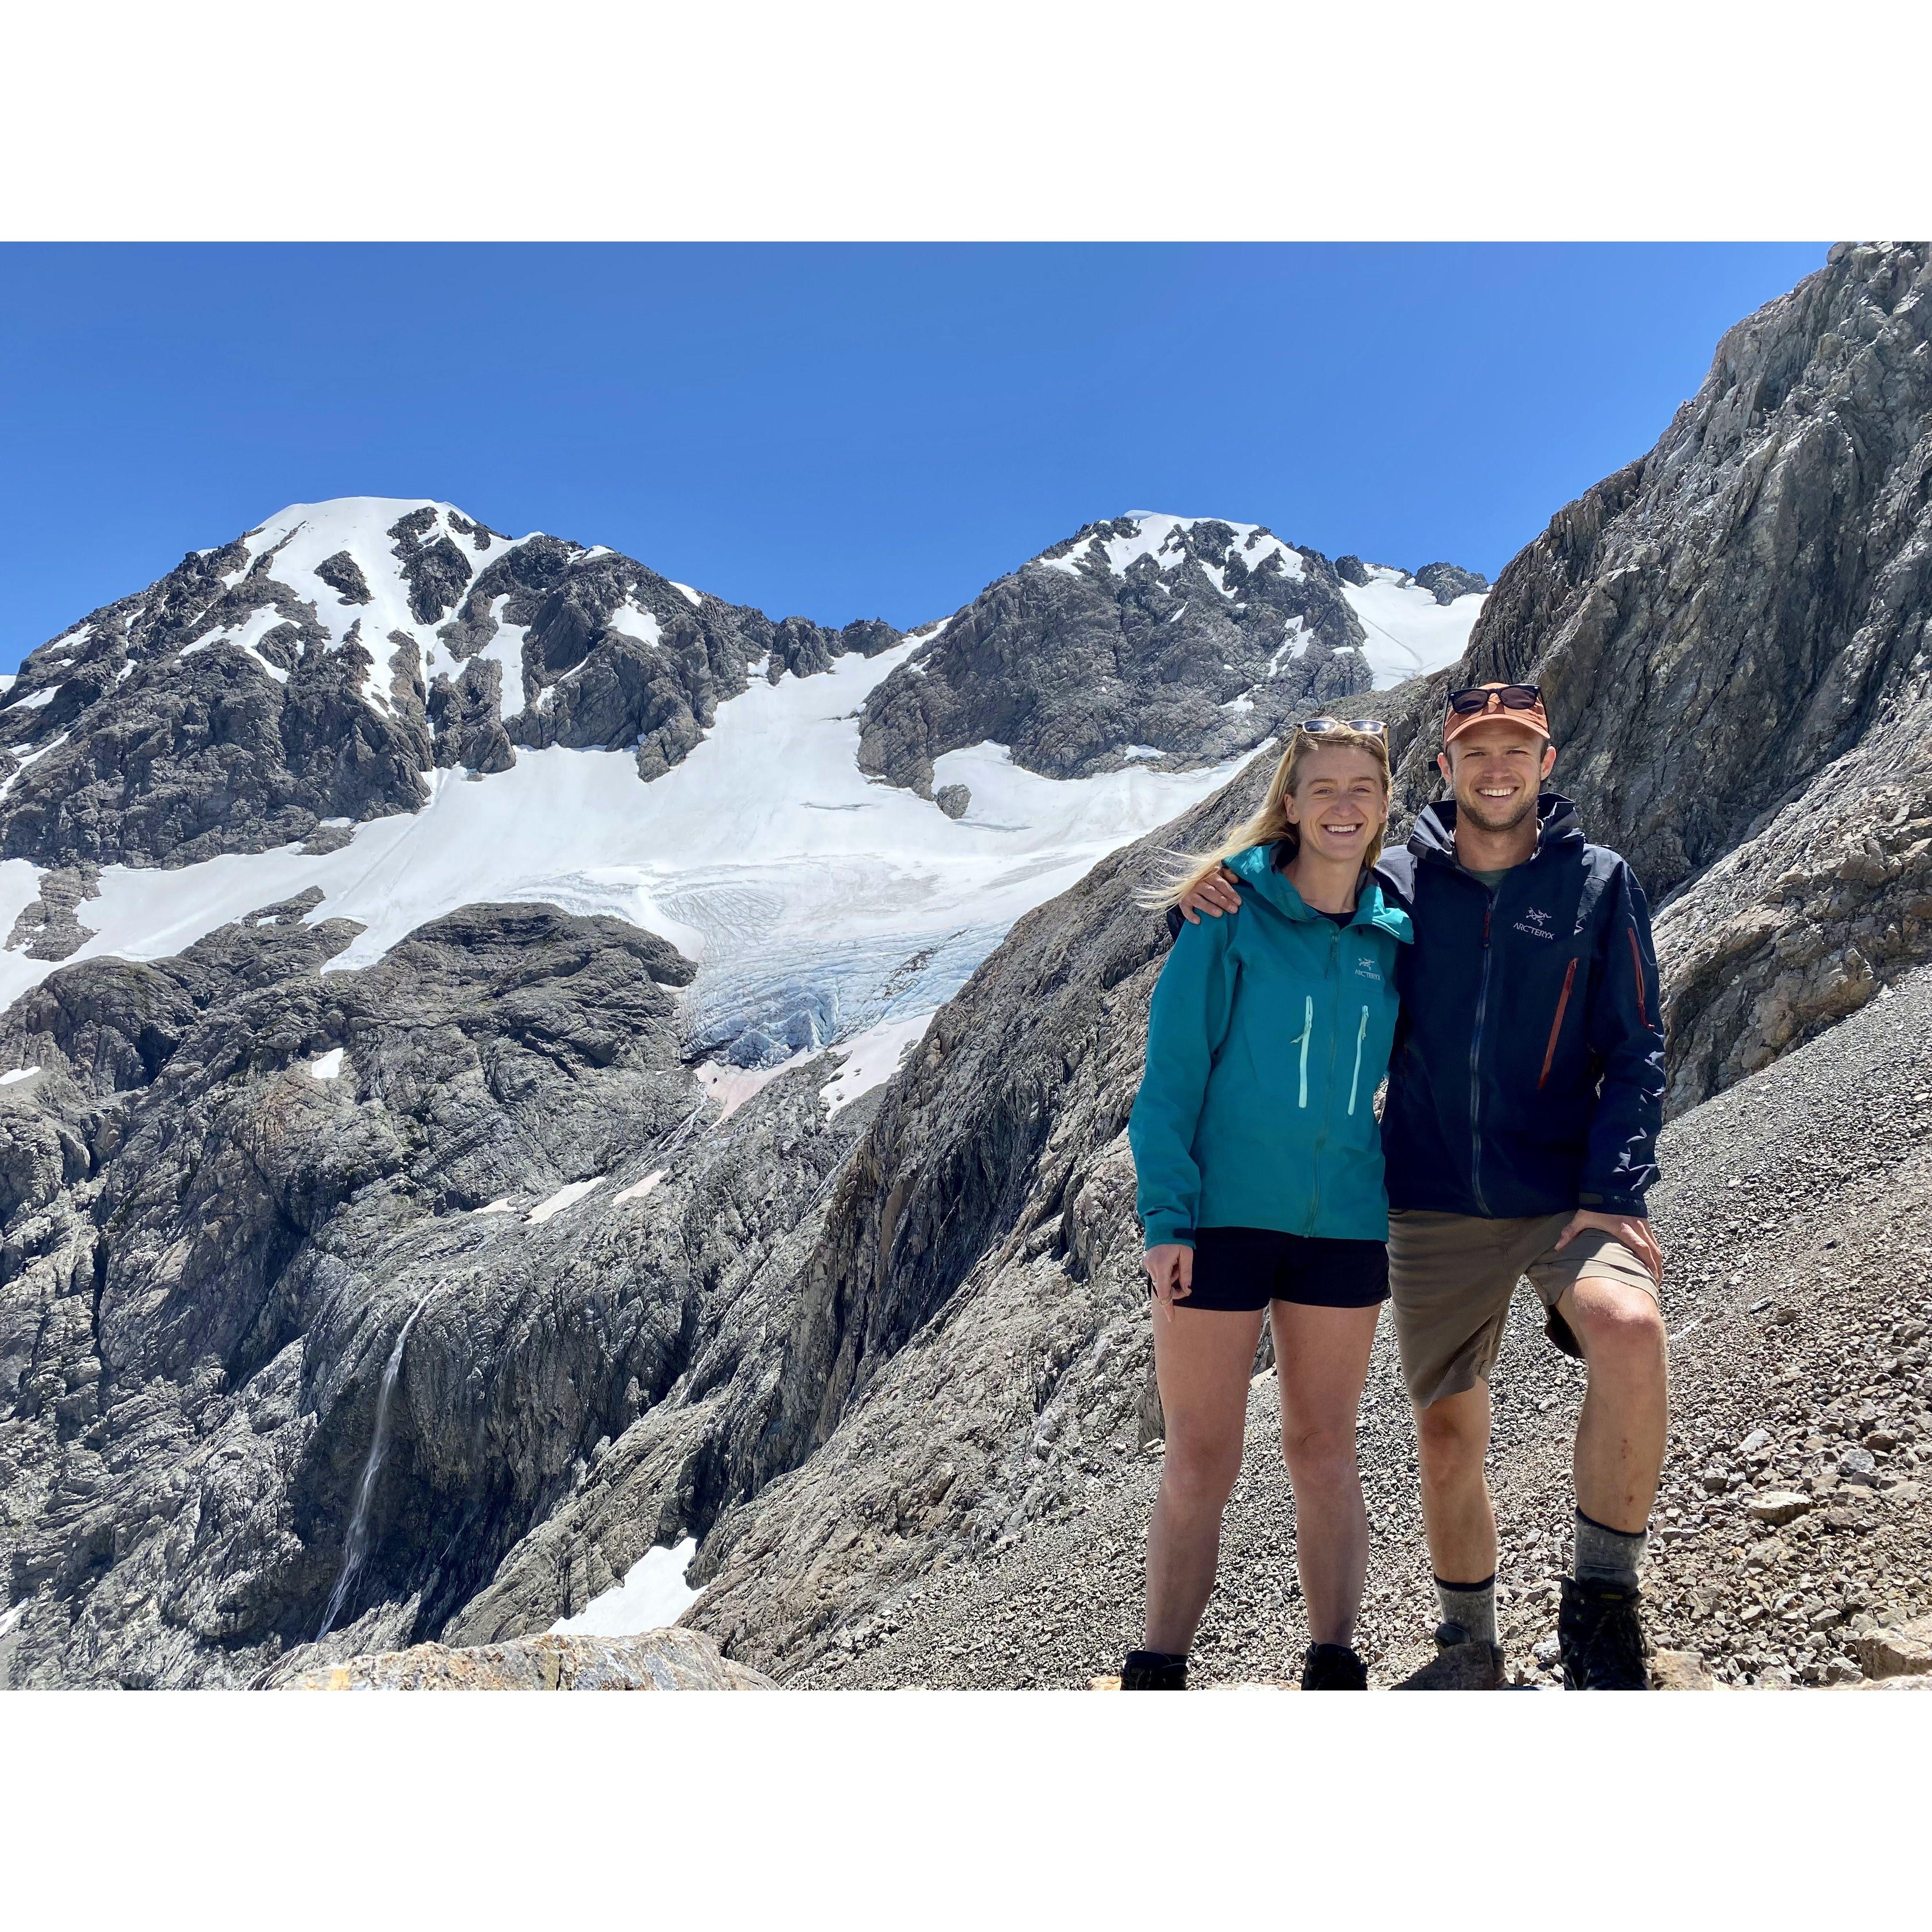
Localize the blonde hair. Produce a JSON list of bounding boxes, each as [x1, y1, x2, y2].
[[1140, 725, 1392, 911]]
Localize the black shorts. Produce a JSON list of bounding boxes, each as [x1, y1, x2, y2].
[[1174, 1226, 1389, 1311]]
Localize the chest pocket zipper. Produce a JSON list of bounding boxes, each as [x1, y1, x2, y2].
[[1298, 994, 1313, 1108], [1346, 1003, 1369, 1115]]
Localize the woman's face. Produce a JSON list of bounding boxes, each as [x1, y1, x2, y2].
[[1285, 746, 1386, 867]]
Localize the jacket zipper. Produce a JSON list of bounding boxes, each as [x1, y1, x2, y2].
[[1469, 895, 1494, 1217], [1347, 1002, 1368, 1114], [1537, 957, 1579, 1090], [1308, 927, 1342, 1225], [1297, 993, 1313, 1108]]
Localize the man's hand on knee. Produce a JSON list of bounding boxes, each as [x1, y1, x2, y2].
[[1555, 1208, 1662, 1285]]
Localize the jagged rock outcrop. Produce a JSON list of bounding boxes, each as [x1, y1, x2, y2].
[[855, 514, 1480, 795], [1412, 562, 1489, 605], [0, 897, 886, 1686], [274, 1624, 774, 1691], [0, 498, 897, 870], [1384, 242, 1932, 1111]]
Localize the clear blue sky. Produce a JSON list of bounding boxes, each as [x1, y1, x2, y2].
[[1, 243, 1825, 669]]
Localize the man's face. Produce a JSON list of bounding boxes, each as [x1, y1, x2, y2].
[[1436, 720, 1556, 834]]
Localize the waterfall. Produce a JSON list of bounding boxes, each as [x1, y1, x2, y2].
[[315, 1289, 437, 1644]]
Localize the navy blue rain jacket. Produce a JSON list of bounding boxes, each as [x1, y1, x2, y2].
[[1375, 794, 1665, 1219]]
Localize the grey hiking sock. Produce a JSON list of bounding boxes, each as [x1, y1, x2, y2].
[[1573, 1508, 1647, 1590], [1434, 1574, 1497, 1646]]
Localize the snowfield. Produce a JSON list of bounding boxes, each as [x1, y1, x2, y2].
[[1340, 564, 1486, 688], [0, 632, 1251, 1061]]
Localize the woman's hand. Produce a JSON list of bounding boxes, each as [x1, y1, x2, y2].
[[1144, 1243, 1195, 1309], [1177, 864, 1242, 923]]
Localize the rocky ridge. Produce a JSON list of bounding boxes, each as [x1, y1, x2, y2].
[[0, 497, 898, 871]]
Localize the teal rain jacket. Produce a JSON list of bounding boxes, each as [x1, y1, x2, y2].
[[1129, 841, 1413, 1248]]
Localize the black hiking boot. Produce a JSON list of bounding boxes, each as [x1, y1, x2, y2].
[[1558, 1577, 1651, 1690], [1300, 1642, 1368, 1690], [1120, 1649, 1187, 1690]]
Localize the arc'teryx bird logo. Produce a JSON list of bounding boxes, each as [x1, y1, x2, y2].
[[1513, 906, 1556, 941]]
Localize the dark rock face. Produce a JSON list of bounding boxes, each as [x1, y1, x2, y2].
[[1388, 242, 1932, 1110], [0, 501, 898, 871], [855, 516, 1377, 796], [0, 897, 892, 1685], [1412, 562, 1489, 605], [449, 535, 894, 781], [0, 576, 431, 870], [5, 867, 101, 962]]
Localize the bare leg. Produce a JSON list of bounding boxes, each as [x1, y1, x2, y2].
[[1271, 1300, 1382, 1646], [1414, 1380, 1496, 1586], [1558, 1278, 1669, 1533], [1145, 1302, 1265, 1655]]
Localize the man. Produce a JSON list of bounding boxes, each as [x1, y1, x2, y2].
[[1172, 682, 1668, 1689]]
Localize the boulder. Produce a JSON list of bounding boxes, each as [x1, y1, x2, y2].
[[276, 1626, 774, 1691], [1650, 1649, 1715, 1690], [1851, 1617, 1932, 1680]]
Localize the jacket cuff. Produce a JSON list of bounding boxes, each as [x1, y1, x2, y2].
[[1576, 1190, 1648, 1219], [1143, 1215, 1196, 1250]]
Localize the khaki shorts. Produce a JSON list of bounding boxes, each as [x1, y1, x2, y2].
[[1388, 1209, 1659, 1410]]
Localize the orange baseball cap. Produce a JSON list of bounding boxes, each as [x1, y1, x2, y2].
[[1442, 681, 1551, 747]]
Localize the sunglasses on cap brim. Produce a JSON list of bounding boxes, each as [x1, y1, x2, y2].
[[1446, 684, 1541, 715], [1296, 716, 1387, 738]]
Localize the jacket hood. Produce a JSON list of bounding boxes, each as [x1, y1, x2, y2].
[[1409, 792, 1583, 865], [1225, 842, 1412, 943]]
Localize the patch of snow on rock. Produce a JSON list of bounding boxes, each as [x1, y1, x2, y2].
[[819, 1011, 934, 1116], [526, 1178, 603, 1224], [550, 1537, 702, 1636], [605, 605, 662, 647], [611, 1169, 667, 1205], [0, 1066, 40, 1086], [696, 1054, 816, 1123], [308, 1048, 345, 1080]]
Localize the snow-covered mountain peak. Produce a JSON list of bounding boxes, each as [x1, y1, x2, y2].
[[1038, 511, 1309, 588]]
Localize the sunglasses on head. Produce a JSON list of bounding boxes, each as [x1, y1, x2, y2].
[[1446, 684, 1541, 715], [1296, 716, 1387, 738]]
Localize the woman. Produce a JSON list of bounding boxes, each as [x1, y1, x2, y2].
[[1123, 719, 1408, 1690]]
